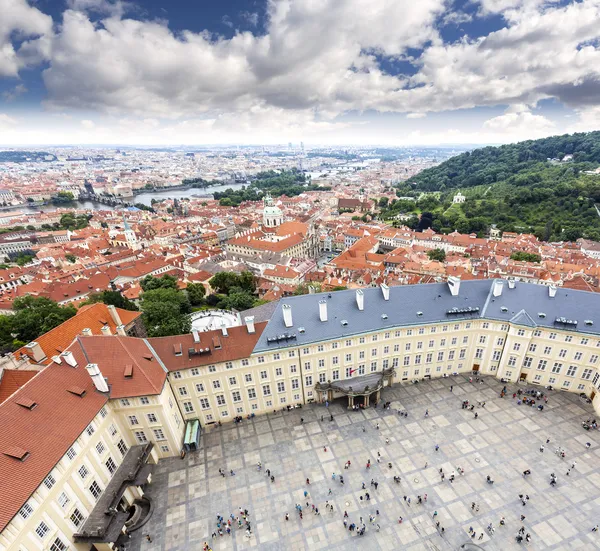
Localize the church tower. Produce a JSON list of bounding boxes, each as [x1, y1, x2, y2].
[[262, 193, 284, 228]]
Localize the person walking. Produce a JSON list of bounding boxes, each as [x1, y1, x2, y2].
[[435, 444, 440, 452], [285, 513, 289, 521]]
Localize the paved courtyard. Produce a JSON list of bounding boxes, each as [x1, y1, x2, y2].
[[128, 375, 600, 550]]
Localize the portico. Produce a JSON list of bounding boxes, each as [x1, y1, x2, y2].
[[315, 368, 394, 408]]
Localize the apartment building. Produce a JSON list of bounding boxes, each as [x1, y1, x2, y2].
[[3, 277, 600, 549]]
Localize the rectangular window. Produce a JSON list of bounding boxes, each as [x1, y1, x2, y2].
[[247, 388, 256, 399], [305, 376, 313, 386], [475, 349, 483, 360], [58, 492, 70, 508], [517, 329, 525, 336], [128, 415, 138, 426], [229, 376, 237, 385], [106, 457, 117, 474], [426, 353, 433, 363], [358, 351, 365, 360], [135, 431, 148, 443], [244, 374, 252, 383], [492, 350, 501, 362], [508, 356, 517, 367], [581, 368, 592, 379], [459, 349, 466, 359], [581, 338, 589, 345], [303, 362, 311, 371], [273, 353, 280, 360], [89, 481, 102, 500], [537, 359, 547, 371], [232, 391, 241, 402], [19, 503, 34, 519], [318, 359, 325, 368], [153, 429, 166, 441], [590, 355, 599, 364], [529, 344, 537, 353], [263, 385, 271, 396], [428, 340, 435, 348], [212, 380, 221, 390], [70, 508, 84, 528], [183, 401, 195, 412], [551, 362, 562, 374], [78, 465, 89, 479], [277, 382, 285, 392], [85, 424, 95, 436], [437, 351, 444, 362], [549, 333, 557, 340], [292, 378, 299, 389], [415, 354, 421, 365], [559, 349, 567, 358], [332, 342, 339, 349], [288, 350, 296, 357], [117, 439, 128, 457], [258, 356, 265, 363], [226, 361, 234, 369], [479, 336, 487, 344], [140, 397, 150, 405], [109, 424, 117, 436], [191, 368, 200, 376], [417, 341, 423, 350], [451, 337, 457, 345], [565, 335, 573, 342], [574, 352, 583, 361], [448, 351, 455, 360], [67, 446, 76, 460], [120, 398, 130, 407], [522, 356, 532, 368], [345, 353, 352, 362], [43, 474, 56, 490], [566, 365, 577, 377], [161, 445, 170, 452], [172, 371, 182, 379], [36, 521, 50, 539], [200, 397, 211, 408], [209, 365, 217, 372], [95, 441, 105, 456], [242, 359, 250, 366], [513, 343, 521, 351], [543, 346, 552, 355], [317, 345, 324, 352], [332, 356, 339, 365], [394, 344, 400, 353]]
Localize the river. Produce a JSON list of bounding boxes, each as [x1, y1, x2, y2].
[[2, 182, 249, 213]]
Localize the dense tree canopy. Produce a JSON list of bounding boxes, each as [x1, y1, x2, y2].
[[379, 131, 600, 241], [209, 271, 256, 295], [0, 297, 77, 353], [140, 287, 191, 337], [186, 283, 206, 306], [85, 290, 138, 311], [427, 248, 446, 262], [140, 274, 179, 292]]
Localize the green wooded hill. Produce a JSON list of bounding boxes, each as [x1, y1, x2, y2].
[[380, 131, 600, 241], [407, 131, 600, 191]]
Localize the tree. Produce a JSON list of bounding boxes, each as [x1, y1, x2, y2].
[[0, 297, 77, 350], [86, 290, 138, 311], [65, 253, 77, 263], [51, 191, 75, 204], [186, 283, 206, 306], [293, 283, 322, 295], [209, 271, 256, 295], [140, 287, 191, 337], [378, 197, 389, 208], [510, 251, 541, 263], [427, 248, 446, 262], [140, 274, 179, 292], [219, 290, 255, 311]]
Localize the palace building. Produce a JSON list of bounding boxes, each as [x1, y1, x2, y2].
[[2, 277, 600, 549]]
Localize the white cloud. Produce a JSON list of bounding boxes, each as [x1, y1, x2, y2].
[[2, 0, 600, 143], [483, 109, 556, 138], [0, 0, 52, 77], [0, 113, 17, 130], [81, 119, 95, 129], [2, 83, 27, 101]]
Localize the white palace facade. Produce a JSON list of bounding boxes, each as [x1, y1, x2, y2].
[[3, 277, 600, 549]]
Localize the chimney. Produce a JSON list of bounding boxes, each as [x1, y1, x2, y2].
[[492, 279, 504, 297], [381, 283, 390, 301], [319, 300, 328, 322], [52, 355, 62, 364], [85, 363, 109, 393], [81, 328, 92, 337], [101, 325, 112, 336], [107, 304, 122, 326], [549, 285, 557, 298], [282, 304, 293, 328], [192, 330, 200, 343], [447, 276, 461, 296], [61, 351, 78, 367], [508, 278, 516, 289], [24, 342, 46, 363], [115, 324, 127, 336], [356, 289, 364, 311], [221, 322, 228, 337], [245, 316, 256, 334]]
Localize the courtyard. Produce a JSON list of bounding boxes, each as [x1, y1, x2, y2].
[[127, 375, 600, 550]]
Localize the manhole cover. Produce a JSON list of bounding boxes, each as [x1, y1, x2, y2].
[[475, 458, 480, 463], [414, 478, 419, 482]]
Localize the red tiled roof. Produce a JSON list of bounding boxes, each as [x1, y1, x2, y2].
[[0, 370, 38, 404], [148, 322, 267, 372], [69, 336, 167, 399], [0, 362, 107, 532], [15, 303, 141, 365]]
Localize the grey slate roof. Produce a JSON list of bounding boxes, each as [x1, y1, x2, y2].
[[241, 300, 280, 324], [253, 280, 600, 352]]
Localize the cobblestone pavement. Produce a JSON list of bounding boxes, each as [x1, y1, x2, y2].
[[127, 375, 600, 550]]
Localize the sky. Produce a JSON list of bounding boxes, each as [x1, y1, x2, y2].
[[1, 0, 600, 146]]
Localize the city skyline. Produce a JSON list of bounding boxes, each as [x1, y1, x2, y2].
[[1, 0, 600, 145]]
